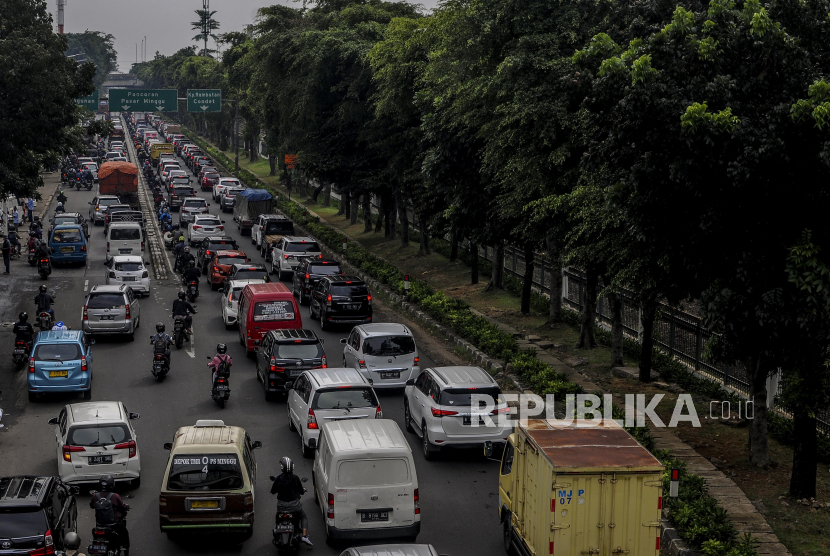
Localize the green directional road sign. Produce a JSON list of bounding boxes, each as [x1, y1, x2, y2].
[[187, 89, 222, 112], [109, 89, 178, 112], [76, 91, 99, 110]]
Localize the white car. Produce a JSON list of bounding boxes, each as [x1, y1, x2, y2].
[[221, 278, 266, 328], [188, 214, 225, 246], [165, 170, 188, 187], [269, 236, 321, 280], [180, 197, 210, 224], [341, 323, 420, 389], [105, 255, 150, 295], [48, 401, 142, 487], [213, 177, 242, 201], [287, 368, 381, 457]]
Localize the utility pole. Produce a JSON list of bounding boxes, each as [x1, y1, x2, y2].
[[233, 98, 239, 172], [56, 0, 66, 34], [144, 36, 147, 62]]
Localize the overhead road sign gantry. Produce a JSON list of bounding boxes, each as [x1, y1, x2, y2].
[[109, 89, 178, 112], [76, 91, 99, 110], [187, 89, 222, 112]]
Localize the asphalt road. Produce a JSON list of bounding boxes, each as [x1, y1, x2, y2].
[[0, 133, 505, 556]]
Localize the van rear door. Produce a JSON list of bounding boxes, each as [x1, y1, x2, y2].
[[333, 458, 416, 531]]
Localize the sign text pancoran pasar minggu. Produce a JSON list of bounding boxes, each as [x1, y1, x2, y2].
[[109, 89, 178, 112]]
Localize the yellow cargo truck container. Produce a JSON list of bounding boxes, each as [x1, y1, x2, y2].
[[495, 419, 663, 556], [150, 142, 174, 166]]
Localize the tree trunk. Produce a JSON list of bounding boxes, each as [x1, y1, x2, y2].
[[417, 212, 430, 255], [747, 354, 770, 466], [338, 188, 347, 216], [520, 243, 535, 314], [450, 231, 459, 262], [577, 266, 598, 349], [546, 235, 563, 324], [375, 195, 384, 233], [323, 183, 331, 207], [395, 191, 409, 247], [789, 411, 818, 498], [638, 298, 657, 382], [607, 291, 624, 367], [470, 241, 479, 284], [491, 241, 504, 289], [350, 194, 359, 225], [363, 194, 373, 233], [388, 200, 396, 240], [311, 181, 325, 204], [249, 138, 257, 162], [268, 153, 276, 176]]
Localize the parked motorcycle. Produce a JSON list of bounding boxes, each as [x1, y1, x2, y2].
[[270, 476, 309, 551], [209, 362, 231, 408], [173, 315, 188, 349], [12, 340, 32, 369], [37, 257, 52, 279]]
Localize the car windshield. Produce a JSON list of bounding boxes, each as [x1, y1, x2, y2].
[[167, 454, 244, 491], [265, 222, 294, 235], [309, 264, 342, 276], [98, 198, 120, 207], [313, 387, 377, 410], [217, 256, 245, 265], [253, 300, 294, 322], [439, 387, 503, 407], [362, 335, 415, 356], [225, 189, 243, 197], [220, 180, 240, 187], [337, 459, 410, 487], [67, 424, 131, 446], [110, 228, 141, 241], [208, 241, 236, 251], [204, 173, 219, 179], [34, 343, 82, 360], [275, 343, 321, 360], [53, 217, 78, 226], [234, 269, 268, 281], [0, 509, 48, 537], [196, 219, 221, 226], [183, 200, 207, 208], [331, 285, 368, 297], [172, 188, 193, 196], [87, 293, 126, 309], [52, 228, 83, 243], [285, 242, 319, 253], [114, 262, 142, 272]]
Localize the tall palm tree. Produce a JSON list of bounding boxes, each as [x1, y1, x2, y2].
[[191, 8, 220, 57]]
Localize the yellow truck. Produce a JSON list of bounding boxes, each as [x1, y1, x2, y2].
[[493, 419, 663, 556], [150, 142, 175, 166]]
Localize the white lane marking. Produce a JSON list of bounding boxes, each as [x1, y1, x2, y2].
[[84, 280, 89, 292], [187, 331, 195, 358]]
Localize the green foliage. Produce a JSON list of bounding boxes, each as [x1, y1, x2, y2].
[[511, 351, 585, 397], [65, 31, 117, 90]]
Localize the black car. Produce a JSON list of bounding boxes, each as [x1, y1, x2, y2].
[[254, 329, 325, 400], [0, 476, 79, 554], [168, 185, 196, 211], [197, 236, 239, 272], [292, 258, 344, 305], [309, 275, 372, 330], [228, 263, 271, 283]]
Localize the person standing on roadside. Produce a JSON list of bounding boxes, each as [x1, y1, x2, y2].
[[27, 198, 34, 222], [12, 207, 19, 230], [2, 235, 10, 274]]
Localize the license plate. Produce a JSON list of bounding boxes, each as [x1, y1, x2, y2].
[[463, 415, 486, 426], [380, 371, 400, 379], [191, 500, 219, 509], [203, 228, 214, 232], [289, 369, 303, 377], [119, 248, 132, 254], [345, 304, 359, 310], [90, 543, 108, 553], [276, 523, 294, 532], [88, 455, 113, 465], [100, 315, 114, 320], [13, 349, 25, 354], [49, 370, 68, 377], [122, 276, 136, 281], [61, 247, 74, 253], [361, 511, 388, 522]]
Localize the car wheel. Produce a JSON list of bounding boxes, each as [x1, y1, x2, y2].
[[503, 521, 514, 555], [422, 422, 437, 460], [131, 476, 141, 489], [301, 433, 313, 459], [209, 281, 217, 291], [320, 311, 328, 331], [83, 388, 92, 401], [404, 400, 414, 433], [288, 405, 296, 431], [309, 303, 317, 320], [28, 391, 37, 403]]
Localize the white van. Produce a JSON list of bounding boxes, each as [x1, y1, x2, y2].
[[313, 419, 420, 542], [107, 222, 144, 260]]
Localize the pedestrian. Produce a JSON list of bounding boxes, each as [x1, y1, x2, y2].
[[2, 235, 10, 274], [27, 198, 34, 222], [12, 207, 19, 230]]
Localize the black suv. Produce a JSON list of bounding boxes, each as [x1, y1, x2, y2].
[[197, 236, 239, 272], [309, 275, 372, 330], [0, 476, 78, 554], [255, 329, 326, 400], [292, 258, 344, 305]]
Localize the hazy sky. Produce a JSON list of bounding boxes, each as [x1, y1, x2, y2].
[[46, 0, 438, 73]]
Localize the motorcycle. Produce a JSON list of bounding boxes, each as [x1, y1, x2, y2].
[[27, 246, 37, 266], [87, 493, 129, 556], [12, 340, 31, 369], [270, 476, 309, 551], [210, 363, 231, 408], [83, 177, 93, 191], [186, 280, 199, 302], [150, 338, 170, 382], [173, 315, 189, 349], [37, 257, 52, 279], [37, 311, 52, 331]]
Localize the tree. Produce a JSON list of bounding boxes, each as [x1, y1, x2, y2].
[[65, 31, 117, 89], [0, 0, 96, 198], [192, 9, 220, 57]]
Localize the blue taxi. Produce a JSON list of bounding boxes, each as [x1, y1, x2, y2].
[[28, 330, 94, 402], [49, 224, 88, 264]]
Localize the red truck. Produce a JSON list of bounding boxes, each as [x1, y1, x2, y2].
[[98, 161, 138, 205]]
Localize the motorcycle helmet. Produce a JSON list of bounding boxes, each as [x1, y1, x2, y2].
[[39, 285, 47, 293], [156, 323, 165, 333], [184, 247, 190, 253], [57, 202, 63, 208], [63, 532, 81, 551], [19, 312, 28, 322], [99, 475, 115, 492], [189, 260, 195, 268], [216, 343, 227, 354], [178, 291, 186, 300], [178, 235, 185, 242], [280, 456, 294, 474]]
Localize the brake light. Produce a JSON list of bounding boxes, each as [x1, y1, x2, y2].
[[106, 242, 110, 251], [62, 445, 85, 462], [327, 493, 334, 519], [431, 407, 459, 417], [284, 254, 290, 259], [414, 357, 419, 364], [306, 273, 310, 280], [115, 440, 137, 458], [321, 355, 327, 368], [206, 250, 213, 256], [658, 496, 663, 510], [126, 304, 131, 319], [414, 488, 420, 514], [217, 226, 224, 230], [29, 357, 35, 373], [193, 225, 202, 230], [491, 406, 510, 414], [367, 295, 372, 303], [376, 405, 383, 419], [327, 294, 332, 303], [83, 305, 88, 320], [243, 494, 254, 511], [140, 242, 144, 251], [81, 246, 86, 252], [81, 356, 88, 372], [307, 409, 318, 429]]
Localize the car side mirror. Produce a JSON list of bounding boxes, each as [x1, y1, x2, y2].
[[301, 477, 308, 483], [90, 339, 95, 345], [48, 417, 59, 425], [69, 486, 80, 495], [483, 441, 493, 458], [406, 379, 415, 387], [251, 440, 262, 450], [269, 475, 277, 481], [221, 220, 225, 224], [129, 413, 140, 420], [163, 442, 172, 450], [340, 338, 347, 344]]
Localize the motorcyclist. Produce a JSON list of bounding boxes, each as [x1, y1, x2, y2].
[[172, 291, 197, 335], [172, 236, 186, 270], [150, 323, 173, 362], [159, 207, 172, 226], [12, 312, 35, 346], [62, 531, 84, 556], [270, 457, 312, 546], [182, 260, 201, 290], [35, 238, 51, 264], [89, 475, 130, 556], [56, 190, 68, 206], [208, 343, 232, 391], [54, 201, 66, 214], [34, 285, 55, 322], [74, 168, 83, 184], [7, 229, 21, 256], [29, 219, 43, 240], [82, 167, 93, 185]]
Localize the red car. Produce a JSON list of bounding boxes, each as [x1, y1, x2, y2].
[[209, 250, 249, 289], [201, 171, 220, 191]]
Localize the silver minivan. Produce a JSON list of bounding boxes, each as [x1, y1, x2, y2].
[[341, 324, 420, 389], [81, 285, 141, 339]]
